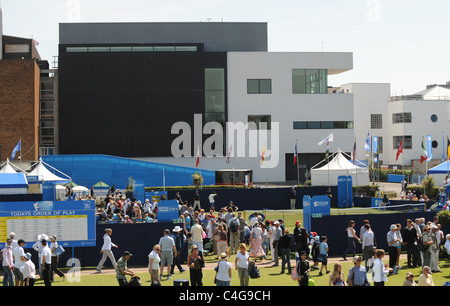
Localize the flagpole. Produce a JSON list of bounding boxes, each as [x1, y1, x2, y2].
[[19, 138, 22, 169], [296, 140, 300, 186], [232, 148, 235, 189]]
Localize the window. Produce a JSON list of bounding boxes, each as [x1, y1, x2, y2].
[[371, 114, 382, 129], [431, 114, 438, 122], [205, 69, 226, 130], [392, 112, 412, 123], [247, 79, 272, 94], [393, 136, 412, 150], [248, 115, 271, 130], [292, 69, 328, 94], [293, 121, 354, 129]]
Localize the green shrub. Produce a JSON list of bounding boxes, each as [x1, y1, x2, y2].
[[436, 210, 450, 226]]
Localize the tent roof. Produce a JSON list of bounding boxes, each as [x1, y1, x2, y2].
[[0, 159, 25, 174], [0, 173, 28, 188], [427, 161, 450, 174], [92, 181, 109, 188], [312, 150, 368, 172], [414, 85, 450, 100], [27, 159, 71, 182]]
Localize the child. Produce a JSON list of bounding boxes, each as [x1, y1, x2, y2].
[[318, 236, 330, 276], [311, 235, 320, 270]]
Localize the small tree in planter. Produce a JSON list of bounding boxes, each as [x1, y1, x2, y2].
[[192, 172, 204, 189], [436, 210, 450, 227]]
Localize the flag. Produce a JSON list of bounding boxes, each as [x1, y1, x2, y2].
[[261, 145, 266, 166], [364, 133, 371, 151], [325, 141, 330, 162], [293, 142, 298, 165], [420, 139, 427, 164], [442, 132, 445, 163], [11, 139, 21, 161], [396, 140, 403, 161], [226, 143, 233, 164], [195, 146, 200, 168], [32, 39, 39, 46], [447, 136, 450, 160], [318, 133, 334, 146], [352, 139, 356, 165]]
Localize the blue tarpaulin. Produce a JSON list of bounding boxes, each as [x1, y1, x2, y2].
[[0, 173, 28, 188]]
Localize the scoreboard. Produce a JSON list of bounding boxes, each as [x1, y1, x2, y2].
[[0, 200, 96, 248]]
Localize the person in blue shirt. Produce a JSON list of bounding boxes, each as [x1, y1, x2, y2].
[[347, 256, 369, 286], [184, 212, 191, 232], [318, 236, 329, 276]]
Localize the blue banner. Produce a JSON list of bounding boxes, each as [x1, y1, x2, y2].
[[372, 136, 378, 162], [156, 199, 180, 222], [302, 196, 312, 232], [311, 196, 331, 216], [427, 135, 432, 161]]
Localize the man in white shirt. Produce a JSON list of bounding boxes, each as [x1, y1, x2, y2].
[[13, 239, 27, 286], [361, 224, 375, 268], [96, 228, 118, 272], [191, 218, 205, 262], [208, 192, 217, 211], [158, 229, 177, 280], [41, 239, 52, 286]]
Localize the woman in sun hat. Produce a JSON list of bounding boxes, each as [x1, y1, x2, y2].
[[215, 252, 232, 286], [21, 253, 36, 287]]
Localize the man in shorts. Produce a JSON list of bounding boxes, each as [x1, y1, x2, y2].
[[13, 239, 27, 286], [158, 229, 177, 280]]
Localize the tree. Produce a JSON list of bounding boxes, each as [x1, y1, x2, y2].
[[436, 210, 450, 226], [192, 172, 204, 189]]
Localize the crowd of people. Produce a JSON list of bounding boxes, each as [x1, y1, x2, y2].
[[1, 233, 66, 286]]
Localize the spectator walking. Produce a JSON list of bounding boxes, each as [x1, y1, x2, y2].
[[193, 190, 201, 211], [249, 222, 265, 262], [237, 212, 247, 244], [235, 243, 250, 286], [187, 245, 204, 286], [49, 235, 65, 282], [170, 226, 186, 275], [116, 251, 135, 286], [347, 256, 369, 286], [2, 238, 14, 286], [13, 239, 26, 286], [41, 239, 52, 287], [159, 229, 177, 280], [295, 251, 309, 286], [148, 245, 161, 286], [272, 221, 282, 266], [318, 236, 329, 276], [213, 224, 228, 258], [96, 228, 118, 273], [215, 253, 232, 286], [362, 223, 375, 268], [227, 213, 240, 254], [208, 191, 217, 211], [279, 229, 292, 274], [342, 220, 360, 260], [21, 253, 36, 287]]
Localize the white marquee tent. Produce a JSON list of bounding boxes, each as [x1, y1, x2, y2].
[[0, 158, 25, 174], [26, 158, 71, 183], [311, 149, 370, 186]]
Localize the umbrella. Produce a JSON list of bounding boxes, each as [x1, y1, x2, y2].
[[92, 181, 109, 188]]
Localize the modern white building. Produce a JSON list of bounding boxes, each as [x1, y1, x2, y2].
[[342, 83, 450, 172]]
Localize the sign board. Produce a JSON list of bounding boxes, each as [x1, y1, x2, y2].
[[156, 200, 180, 222], [0, 200, 96, 249], [303, 195, 312, 232], [371, 197, 383, 208], [144, 191, 168, 202], [303, 195, 330, 232]]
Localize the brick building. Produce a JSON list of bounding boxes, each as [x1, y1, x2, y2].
[[0, 59, 40, 161]]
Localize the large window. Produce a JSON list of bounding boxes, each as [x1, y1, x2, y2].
[[393, 136, 412, 149], [371, 114, 383, 129], [392, 112, 412, 123], [292, 69, 328, 94], [205, 68, 225, 119], [247, 79, 272, 94], [293, 121, 354, 129]]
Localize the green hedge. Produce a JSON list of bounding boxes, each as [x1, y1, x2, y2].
[[369, 168, 414, 182]]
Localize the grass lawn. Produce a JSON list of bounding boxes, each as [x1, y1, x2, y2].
[[20, 255, 449, 286]]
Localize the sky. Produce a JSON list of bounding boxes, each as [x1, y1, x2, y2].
[[2, 0, 449, 95]]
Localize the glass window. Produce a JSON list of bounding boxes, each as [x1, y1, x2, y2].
[[247, 79, 271, 94], [292, 121, 354, 129], [293, 69, 327, 94], [248, 115, 271, 130], [247, 79, 259, 94], [154, 46, 176, 52], [205, 69, 225, 91], [132, 46, 154, 52], [175, 46, 197, 52], [66, 47, 88, 53], [88, 47, 110, 52], [293, 122, 308, 129], [392, 112, 412, 123], [307, 121, 321, 129], [431, 114, 438, 122], [321, 121, 334, 129], [205, 91, 225, 113], [110, 46, 132, 52], [371, 114, 383, 129], [393, 136, 412, 149]]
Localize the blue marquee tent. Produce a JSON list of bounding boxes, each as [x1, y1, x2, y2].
[[427, 161, 450, 174]]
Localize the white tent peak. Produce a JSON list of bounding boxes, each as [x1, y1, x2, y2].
[[26, 159, 71, 182], [312, 149, 367, 171], [0, 158, 25, 174]]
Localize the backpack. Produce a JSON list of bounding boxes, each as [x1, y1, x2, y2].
[[417, 235, 429, 252], [248, 261, 260, 279], [229, 219, 238, 233], [128, 276, 142, 286]]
